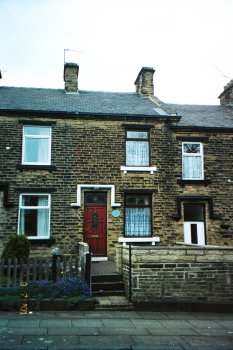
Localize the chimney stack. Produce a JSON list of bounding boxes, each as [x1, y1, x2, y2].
[[219, 79, 233, 105], [64, 63, 79, 93], [135, 67, 155, 96]]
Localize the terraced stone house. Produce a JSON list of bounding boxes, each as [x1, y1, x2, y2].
[[0, 63, 233, 258]]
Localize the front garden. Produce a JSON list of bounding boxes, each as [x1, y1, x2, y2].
[[0, 277, 95, 311]]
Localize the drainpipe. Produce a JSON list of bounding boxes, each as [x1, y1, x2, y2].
[[129, 244, 132, 303]]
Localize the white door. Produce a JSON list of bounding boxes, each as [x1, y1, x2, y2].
[[184, 221, 205, 245]]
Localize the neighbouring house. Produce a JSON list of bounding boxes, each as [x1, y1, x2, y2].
[[0, 63, 233, 259]]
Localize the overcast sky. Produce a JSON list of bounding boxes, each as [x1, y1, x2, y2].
[[1, 0, 233, 105]]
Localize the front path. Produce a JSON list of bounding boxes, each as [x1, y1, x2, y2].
[[0, 310, 233, 349]]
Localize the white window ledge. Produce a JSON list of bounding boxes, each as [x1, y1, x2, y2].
[[121, 166, 157, 174], [118, 237, 160, 246]]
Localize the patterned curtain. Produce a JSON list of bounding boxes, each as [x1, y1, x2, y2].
[[125, 208, 151, 236], [126, 141, 149, 166], [183, 156, 202, 179]]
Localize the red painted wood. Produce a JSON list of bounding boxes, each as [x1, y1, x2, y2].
[[84, 205, 107, 256]]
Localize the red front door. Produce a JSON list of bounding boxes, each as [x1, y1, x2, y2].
[[84, 192, 107, 256]]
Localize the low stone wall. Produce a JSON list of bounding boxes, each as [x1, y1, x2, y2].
[[116, 245, 233, 304]]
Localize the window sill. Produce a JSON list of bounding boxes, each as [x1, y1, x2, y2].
[[178, 180, 211, 187], [17, 165, 56, 171], [28, 238, 55, 245], [121, 166, 157, 174], [118, 237, 160, 246]]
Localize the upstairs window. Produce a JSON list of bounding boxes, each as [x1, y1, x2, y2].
[[126, 130, 149, 166], [18, 194, 50, 239], [125, 194, 152, 236], [182, 142, 203, 180], [22, 126, 51, 165]]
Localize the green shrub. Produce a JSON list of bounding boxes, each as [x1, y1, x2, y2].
[[1, 234, 30, 261]]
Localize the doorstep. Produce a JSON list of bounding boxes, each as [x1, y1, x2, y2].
[[92, 256, 108, 262]]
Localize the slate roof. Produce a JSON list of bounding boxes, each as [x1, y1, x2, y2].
[[0, 87, 164, 117], [0, 86, 233, 129], [165, 103, 233, 129]]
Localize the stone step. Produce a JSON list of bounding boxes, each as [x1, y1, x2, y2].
[[92, 281, 124, 292], [92, 289, 125, 297]]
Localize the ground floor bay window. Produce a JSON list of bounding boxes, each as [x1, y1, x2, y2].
[[18, 194, 50, 239], [125, 194, 152, 236]]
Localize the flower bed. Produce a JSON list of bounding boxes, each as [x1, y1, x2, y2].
[[0, 278, 96, 311]]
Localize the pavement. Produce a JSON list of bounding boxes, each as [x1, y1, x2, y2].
[[1, 310, 233, 350]]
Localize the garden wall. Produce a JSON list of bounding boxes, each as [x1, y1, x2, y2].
[[116, 245, 233, 305]]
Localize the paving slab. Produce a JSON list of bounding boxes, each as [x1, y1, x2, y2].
[[215, 320, 233, 329], [0, 311, 233, 349], [108, 311, 141, 319], [161, 319, 197, 329], [72, 319, 104, 327], [183, 335, 233, 349], [79, 334, 132, 347], [23, 335, 79, 348], [40, 319, 72, 327], [7, 319, 41, 327], [0, 319, 9, 326], [0, 333, 23, 346], [194, 328, 233, 337], [0, 326, 47, 335], [48, 327, 100, 335], [84, 311, 114, 318], [164, 312, 198, 320], [139, 312, 169, 320], [131, 335, 186, 349], [146, 327, 197, 336], [101, 318, 135, 328], [130, 319, 164, 328], [98, 327, 148, 335], [187, 319, 226, 329], [192, 312, 233, 320]]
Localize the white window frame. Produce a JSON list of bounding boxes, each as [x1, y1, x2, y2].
[[18, 193, 51, 239], [22, 126, 52, 165], [125, 130, 150, 167], [182, 142, 204, 180]]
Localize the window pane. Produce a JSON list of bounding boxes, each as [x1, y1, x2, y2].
[[184, 205, 204, 221], [22, 195, 49, 207], [183, 156, 202, 179], [126, 195, 150, 206], [127, 131, 148, 139], [19, 209, 37, 236], [85, 193, 106, 205], [183, 143, 200, 154], [24, 126, 50, 136], [24, 138, 49, 163], [125, 208, 151, 236], [126, 141, 149, 166]]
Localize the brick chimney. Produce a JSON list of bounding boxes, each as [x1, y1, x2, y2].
[[64, 63, 79, 93], [135, 67, 155, 96], [219, 79, 233, 105]]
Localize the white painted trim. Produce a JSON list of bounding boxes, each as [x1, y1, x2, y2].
[[120, 166, 157, 174], [22, 125, 52, 165], [18, 193, 51, 239], [71, 184, 121, 207], [92, 257, 108, 262], [118, 237, 160, 246]]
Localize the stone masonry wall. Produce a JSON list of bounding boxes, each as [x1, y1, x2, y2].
[[118, 245, 233, 304], [0, 113, 233, 257]]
